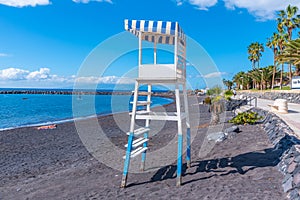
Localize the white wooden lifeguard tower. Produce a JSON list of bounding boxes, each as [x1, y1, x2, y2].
[[121, 19, 190, 187]]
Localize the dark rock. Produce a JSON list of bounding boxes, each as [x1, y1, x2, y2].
[[283, 176, 293, 193], [225, 99, 247, 111], [224, 126, 239, 133], [207, 132, 226, 142], [283, 173, 292, 183], [293, 165, 300, 175], [287, 162, 298, 174], [238, 91, 300, 104], [294, 155, 300, 163], [293, 173, 300, 186], [289, 189, 299, 199]]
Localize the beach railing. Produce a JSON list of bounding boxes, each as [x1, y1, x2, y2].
[[245, 96, 257, 107]]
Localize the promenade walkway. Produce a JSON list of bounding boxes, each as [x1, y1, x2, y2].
[[256, 98, 300, 138]]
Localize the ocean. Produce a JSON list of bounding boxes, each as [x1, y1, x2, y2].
[[0, 93, 173, 130]]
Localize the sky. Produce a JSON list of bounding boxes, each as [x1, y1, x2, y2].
[[0, 0, 300, 89]]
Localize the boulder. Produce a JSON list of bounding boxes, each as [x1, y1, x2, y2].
[[207, 132, 226, 142], [224, 126, 239, 134]]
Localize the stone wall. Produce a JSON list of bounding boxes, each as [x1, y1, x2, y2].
[[238, 91, 300, 104], [254, 108, 300, 199]]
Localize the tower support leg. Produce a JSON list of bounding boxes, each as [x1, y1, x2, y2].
[[175, 84, 183, 186], [183, 83, 191, 168]]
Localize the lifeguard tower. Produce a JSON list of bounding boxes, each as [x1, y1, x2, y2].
[[121, 19, 190, 187]]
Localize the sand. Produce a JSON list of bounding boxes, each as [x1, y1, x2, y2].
[[0, 97, 287, 200]]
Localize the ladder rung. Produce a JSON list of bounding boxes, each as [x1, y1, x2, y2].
[[129, 110, 150, 115], [124, 138, 149, 148], [127, 127, 150, 136], [123, 147, 148, 159], [130, 101, 151, 106], [134, 112, 187, 121]]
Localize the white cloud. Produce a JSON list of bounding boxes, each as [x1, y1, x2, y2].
[[75, 76, 134, 84], [176, 0, 217, 10], [0, 67, 133, 87], [0, 68, 29, 80], [72, 0, 112, 4], [0, 0, 51, 7], [26, 68, 50, 80], [0, 53, 10, 57], [203, 71, 227, 78], [0, 67, 70, 83], [223, 0, 300, 21], [0, 0, 112, 7], [175, 0, 300, 20], [177, 1, 183, 6]]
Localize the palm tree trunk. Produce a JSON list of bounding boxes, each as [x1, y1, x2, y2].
[[271, 51, 276, 89], [288, 31, 293, 85], [289, 64, 292, 80], [280, 64, 283, 90], [271, 66, 276, 89], [296, 64, 300, 76]]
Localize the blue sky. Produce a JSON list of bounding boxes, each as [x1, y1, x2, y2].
[[0, 0, 299, 89]]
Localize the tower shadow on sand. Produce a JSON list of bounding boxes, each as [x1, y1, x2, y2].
[[127, 134, 299, 187]]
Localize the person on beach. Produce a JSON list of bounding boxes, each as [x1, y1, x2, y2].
[[232, 88, 236, 98]]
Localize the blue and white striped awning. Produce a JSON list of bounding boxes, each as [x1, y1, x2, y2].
[[124, 19, 185, 45]]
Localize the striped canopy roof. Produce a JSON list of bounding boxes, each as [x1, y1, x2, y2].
[[124, 19, 185, 45]]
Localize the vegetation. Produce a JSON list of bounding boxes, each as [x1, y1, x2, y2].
[[231, 4, 300, 90], [276, 38, 300, 76], [247, 42, 264, 69], [229, 111, 262, 125], [224, 90, 233, 100], [204, 86, 226, 125], [211, 95, 222, 103], [206, 85, 222, 96], [223, 79, 233, 90], [204, 97, 211, 104]]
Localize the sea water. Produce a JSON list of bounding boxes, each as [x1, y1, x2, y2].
[[0, 94, 173, 130]]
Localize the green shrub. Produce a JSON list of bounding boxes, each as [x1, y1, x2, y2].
[[225, 96, 232, 101], [224, 90, 233, 96], [207, 86, 222, 96], [224, 90, 233, 100], [229, 111, 262, 125], [212, 95, 222, 103]]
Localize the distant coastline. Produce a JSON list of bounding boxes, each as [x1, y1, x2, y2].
[[0, 89, 175, 130], [0, 88, 174, 97]]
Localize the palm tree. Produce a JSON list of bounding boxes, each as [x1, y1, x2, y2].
[[232, 71, 253, 90], [247, 42, 264, 69], [248, 69, 262, 89], [232, 71, 245, 89], [248, 43, 258, 69], [242, 73, 252, 90], [277, 5, 300, 80], [277, 38, 300, 65], [261, 66, 274, 89], [256, 42, 264, 68], [276, 33, 289, 89], [266, 33, 279, 89], [223, 79, 233, 90]]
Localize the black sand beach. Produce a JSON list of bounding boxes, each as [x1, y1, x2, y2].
[[0, 97, 287, 199]]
